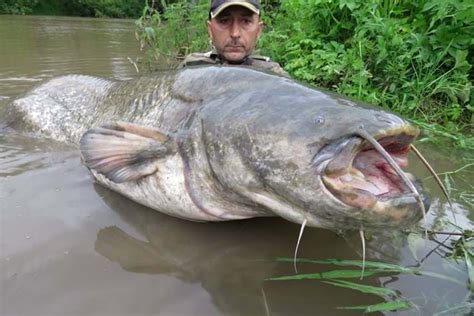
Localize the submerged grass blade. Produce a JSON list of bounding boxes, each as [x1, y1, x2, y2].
[[463, 245, 474, 292], [276, 257, 415, 273], [338, 300, 413, 313], [417, 271, 465, 286], [268, 269, 377, 281], [322, 279, 397, 298], [433, 302, 474, 315], [275, 257, 465, 285]]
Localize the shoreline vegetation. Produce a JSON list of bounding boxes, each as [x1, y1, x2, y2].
[[2, 0, 473, 149], [135, 0, 473, 149], [0, 0, 145, 18]]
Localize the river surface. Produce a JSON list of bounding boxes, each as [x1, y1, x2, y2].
[[0, 15, 473, 316]]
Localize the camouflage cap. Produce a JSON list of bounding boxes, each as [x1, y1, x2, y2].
[[209, 0, 260, 19]]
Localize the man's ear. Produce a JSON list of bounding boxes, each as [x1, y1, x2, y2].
[[207, 20, 213, 40], [256, 20, 264, 38]]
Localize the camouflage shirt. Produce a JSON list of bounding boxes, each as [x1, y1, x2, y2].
[[177, 50, 289, 77]]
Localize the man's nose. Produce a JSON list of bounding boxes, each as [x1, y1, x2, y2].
[[229, 20, 241, 38]]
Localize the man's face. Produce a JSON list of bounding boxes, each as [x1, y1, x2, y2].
[[207, 6, 263, 63]]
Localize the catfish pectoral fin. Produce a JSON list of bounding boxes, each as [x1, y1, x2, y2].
[[79, 121, 175, 183]]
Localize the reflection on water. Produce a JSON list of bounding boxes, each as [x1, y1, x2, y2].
[[0, 15, 473, 316], [93, 185, 380, 315], [0, 131, 74, 176]]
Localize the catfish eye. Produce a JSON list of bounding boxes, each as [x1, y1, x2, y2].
[[313, 115, 325, 125]]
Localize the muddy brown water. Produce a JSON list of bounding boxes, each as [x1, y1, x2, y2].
[[0, 15, 472, 316]]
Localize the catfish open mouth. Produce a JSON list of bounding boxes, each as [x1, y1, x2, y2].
[[321, 133, 418, 210]]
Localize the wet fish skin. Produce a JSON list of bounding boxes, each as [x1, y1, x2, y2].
[[4, 66, 429, 230]]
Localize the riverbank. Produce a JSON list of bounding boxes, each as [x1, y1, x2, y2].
[[0, 0, 144, 18], [136, 0, 473, 149]]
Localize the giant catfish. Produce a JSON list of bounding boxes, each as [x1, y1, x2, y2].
[[3, 66, 431, 230]]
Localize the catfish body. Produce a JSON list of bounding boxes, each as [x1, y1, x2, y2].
[[5, 66, 429, 230]]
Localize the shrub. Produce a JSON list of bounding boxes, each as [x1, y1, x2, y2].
[[135, 0, 209, 69], [0, 0, 39, 14], [260, 0, 473, 134]]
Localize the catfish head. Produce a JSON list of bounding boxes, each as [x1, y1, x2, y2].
[[191, 87, 430, 230]]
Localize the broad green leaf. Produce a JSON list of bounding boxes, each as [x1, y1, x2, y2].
[[339, 0, 358, 11], [322, 279, 397, 298], [338, 300, 413, 313], [454, 50, 469, 69], [268, 269, 377, 281]]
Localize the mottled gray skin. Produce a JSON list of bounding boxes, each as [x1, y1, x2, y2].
[[4, 66, 427, 230]]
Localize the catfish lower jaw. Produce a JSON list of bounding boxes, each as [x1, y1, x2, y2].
[[321, 173, 426, 228]]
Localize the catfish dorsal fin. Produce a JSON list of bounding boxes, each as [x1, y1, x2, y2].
[[80, 122, 174, 183]]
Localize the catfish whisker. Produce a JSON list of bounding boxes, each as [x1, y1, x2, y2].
[[360, 226, 366, 280], [410, 144, 456, 224], [293, 218, 307, 274], [356, 127, 428, 237], [261, 287, 271, 316]]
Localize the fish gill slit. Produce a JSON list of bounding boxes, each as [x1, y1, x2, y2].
[[176, 137, 221, 220], [410, 144, 456, 224], [356, 128, 428, 237], [293, 218, 307, 274]]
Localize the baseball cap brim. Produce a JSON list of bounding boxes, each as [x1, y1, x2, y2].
[[210, 1, 260, 19]]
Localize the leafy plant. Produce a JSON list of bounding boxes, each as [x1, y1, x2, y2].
[[0, 0, 144, 17], [0, 0, 39, 14], [134, 0, 473, 148], [259, 0, 473, 149], [449, 229, 474, 291], [135, 0, 209, 70], [64, 0, 145, 18]]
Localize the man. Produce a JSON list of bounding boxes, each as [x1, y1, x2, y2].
[[179, 0, 288, 76]]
